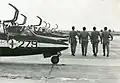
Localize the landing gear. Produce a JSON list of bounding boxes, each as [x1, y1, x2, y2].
[[51, 56, 59, 64], [51, 52, 61, 64]]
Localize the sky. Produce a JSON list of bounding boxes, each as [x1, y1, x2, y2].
[[0, 0, 120, 31]]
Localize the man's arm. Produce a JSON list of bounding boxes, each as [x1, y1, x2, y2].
[[98, 31, 102, 42], [76, 31, 80, 43], [90, 32, 93, 43], [68, 32, 71, 43], [76, 31, 80, 38], [101, 32, 103, 44], [109, 32, 113, 41], [78, 32, 81, 44], [88, 32, 91, 42]]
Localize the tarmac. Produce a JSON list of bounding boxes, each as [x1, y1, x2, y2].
[[0, 36, 120, 83]]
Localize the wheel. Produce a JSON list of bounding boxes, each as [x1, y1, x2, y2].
[[51, 56, 59, 64]]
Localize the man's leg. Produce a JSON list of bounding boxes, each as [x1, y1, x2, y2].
[[74, 43, 77, 53], [92, 43, 95, 56], [71, 43, 74, 55], [95, 43, 99, 56], [107, 43, 109, 57], [85, 42, 88, 56], [103, 43, 105, 56], [81, 43, 84, 56], [73, 43, 77, 56]]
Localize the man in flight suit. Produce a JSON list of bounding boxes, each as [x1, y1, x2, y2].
[[79, 27, 90, 56], [91, 27, 101, 57], [69, 26, 78, 56], [101, 27, 113, 57]]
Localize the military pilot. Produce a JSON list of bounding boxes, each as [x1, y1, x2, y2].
[[91, 27, 101, 57], [79, 27, 91, 56], [101, 27, 113, 57], [69, 26, 78, 56]]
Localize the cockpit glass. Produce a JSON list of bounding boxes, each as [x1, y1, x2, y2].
[[21, 26, 36, 36], [20, 27, 32, 36]]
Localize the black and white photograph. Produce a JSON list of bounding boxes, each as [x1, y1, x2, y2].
[[0, 0, 120, 83]]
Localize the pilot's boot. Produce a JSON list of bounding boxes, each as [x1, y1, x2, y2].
[[93, 52, 95, 56], [94, 53, 97, 57], [82, 54, 84, 56], [95, 53, 97, 57], [107, 54, 109, 57], [93, 52, 96, 56], [71, 51, 75, 56], [72, 54, 75, 56], [94, 50, 97, 57]]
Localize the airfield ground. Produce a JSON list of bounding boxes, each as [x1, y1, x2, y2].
[[0, 36, 120, 83]]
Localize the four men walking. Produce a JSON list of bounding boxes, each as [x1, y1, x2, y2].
[[69, 26, 113, 57]]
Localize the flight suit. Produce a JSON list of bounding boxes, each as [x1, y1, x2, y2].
[[69, 31, 78, 55], [91, 31, 101, 56], [79, 31, 90, 56], [101, 31, 113, 56]]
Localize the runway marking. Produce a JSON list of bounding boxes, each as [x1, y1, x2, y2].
[[44, 64, 55, 83]]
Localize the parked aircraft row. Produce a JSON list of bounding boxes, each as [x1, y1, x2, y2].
[[0, 3, 69, 64]]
